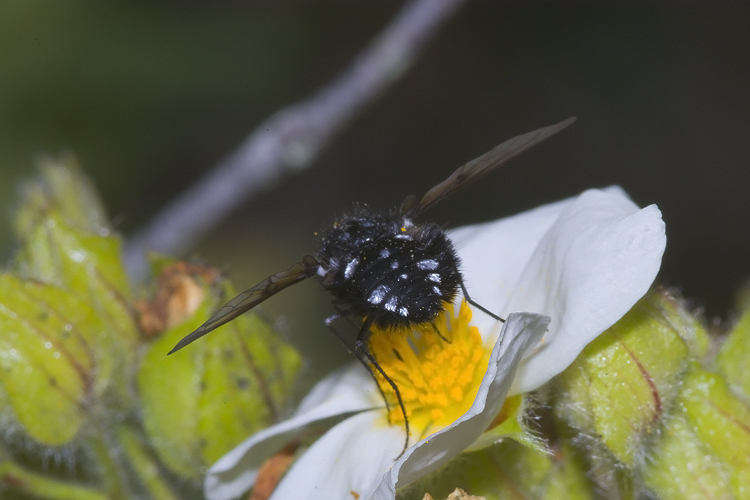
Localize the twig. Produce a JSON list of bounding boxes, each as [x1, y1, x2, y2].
[[124, 0, 467, 281]]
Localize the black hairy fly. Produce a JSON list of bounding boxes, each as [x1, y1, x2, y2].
[[168, 117, 576, 451]]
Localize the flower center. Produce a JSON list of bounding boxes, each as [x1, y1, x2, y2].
[[368, 300, 490, 438]]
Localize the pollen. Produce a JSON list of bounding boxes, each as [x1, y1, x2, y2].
[[369, 300, 490, 437]]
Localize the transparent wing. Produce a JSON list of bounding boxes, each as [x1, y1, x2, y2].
[[168, 255, 319, 354], [406, 117, 576, 217]]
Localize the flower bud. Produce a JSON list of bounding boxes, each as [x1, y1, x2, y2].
[[644, 364, 750, 499], [12, 210, 140, 412], [12, 157, 137, 360], [138, 276, 301, 478], [555, 290, 697, 466], [1, 162, 140, 444], [715, 306, 750, 400], [401, 439, 595, 500], [13, 211, 138, 354], [0, 275, 113, 445], [14, 154, 108, 237]]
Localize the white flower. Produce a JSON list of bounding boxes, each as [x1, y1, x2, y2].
[[204, 186, 666, 500]]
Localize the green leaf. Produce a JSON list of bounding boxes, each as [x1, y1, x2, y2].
[[138, 281, 301, 478], [0, 275, 113, 445], [555, 290, 692, 466]]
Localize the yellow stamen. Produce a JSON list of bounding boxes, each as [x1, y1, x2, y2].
[[369, 300, 491, 438]]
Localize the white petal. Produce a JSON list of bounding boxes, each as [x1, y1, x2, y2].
[[270, 411, 404, 500], [370, 312, 550, 500], [294, 362, 374, 414], [205, 364, 380, 500], [451, 186, 627, 337], [506, 188, 666, 393]]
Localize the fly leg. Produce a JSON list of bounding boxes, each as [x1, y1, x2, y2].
[[355, 316, 410, 456], [458, 277, 505, 323], [324, 311, 392, 422]]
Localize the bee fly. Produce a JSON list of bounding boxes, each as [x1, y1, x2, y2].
[[169, 117, 576, 451]]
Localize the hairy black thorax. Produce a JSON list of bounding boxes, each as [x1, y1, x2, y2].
[[316, 206, 461, 331]]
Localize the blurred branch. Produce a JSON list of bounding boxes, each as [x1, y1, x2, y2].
[[124, 0, 467, 281]]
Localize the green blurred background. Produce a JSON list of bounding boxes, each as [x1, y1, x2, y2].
[[2, 2, 749, 377]]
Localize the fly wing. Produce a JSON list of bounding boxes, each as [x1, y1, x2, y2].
[[168, 255, 319, 354], [408, 117, 576, 217]]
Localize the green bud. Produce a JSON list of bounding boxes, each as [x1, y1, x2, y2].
[[715, 306, 750, 401], [14, 154, 108, 238], [1, 161, 140, 443], [555, 290, 694, 466], [680, 365, 750, 497], [13, 159, 134, 347], [658, 288, 710, 359], [644, 364, 750, 499], [138, 279, 301, 478], [11, 209, 139, 414], [400, 439, 595, 500], [13, 211, 138, 356], [563, 428, 638, 500], [0, 275, 113, 445], [644, 416, 732, 500]]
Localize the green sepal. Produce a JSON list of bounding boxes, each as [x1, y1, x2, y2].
[[14, 209, 130, 298], [680, 364, 750, 497], [0, 275, 114, 445], [12, 157, 126, 310], [555, 290, 692, 466], [658, 288, 710, 359], [644, 414, 734, 500], [557, 420, 638, 500], [467, 394, 547, 455], [13, 155, 109, 238], [644, 363, 750, 499], [399, 439, 595, 500], [138, 280, 301, 478], [11, 210, 140, 413], [716, 306, 750, 402], [13, 211, 138, 352], [115, 424, 179, 500]]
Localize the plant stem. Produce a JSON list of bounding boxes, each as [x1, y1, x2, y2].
[[88, 433, 129, 500], [116, 424, 179, 500], [0, 458, 108, 500]]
